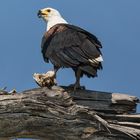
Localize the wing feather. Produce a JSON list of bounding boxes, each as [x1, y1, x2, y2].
[[41, 23, 103, 72]]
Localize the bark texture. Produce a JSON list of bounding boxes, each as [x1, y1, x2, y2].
[[0, 86, 140, 140]]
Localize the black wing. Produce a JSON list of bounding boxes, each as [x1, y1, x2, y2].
[[41, 24, 102, 69]]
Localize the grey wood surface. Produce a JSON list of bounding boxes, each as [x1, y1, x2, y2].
[[0, 86, 139, 140]]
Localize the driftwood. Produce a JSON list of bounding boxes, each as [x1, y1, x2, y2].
[[0, 86, 140, 140]]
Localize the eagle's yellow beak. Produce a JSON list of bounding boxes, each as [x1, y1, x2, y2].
[[37, 9, 49, 18]]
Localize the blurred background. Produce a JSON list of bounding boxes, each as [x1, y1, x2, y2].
[[0, 1, 140, 139]]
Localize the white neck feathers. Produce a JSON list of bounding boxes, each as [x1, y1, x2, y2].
[[47, 16, 68, 31]]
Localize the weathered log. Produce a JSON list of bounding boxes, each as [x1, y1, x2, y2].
[[0, 86, 140, 140]]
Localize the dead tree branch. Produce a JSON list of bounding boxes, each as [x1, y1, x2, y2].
[[0, 86, 139, 140]]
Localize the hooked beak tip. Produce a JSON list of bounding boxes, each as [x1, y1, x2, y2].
[[37, 10, 42, 18]]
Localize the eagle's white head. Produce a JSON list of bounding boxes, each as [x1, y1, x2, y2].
[[38, 7, 68, 31]]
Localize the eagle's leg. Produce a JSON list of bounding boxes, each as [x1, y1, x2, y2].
[[54, 66, 60, 78], [73, 68, 81, 91], [69, 69, 85, 90]]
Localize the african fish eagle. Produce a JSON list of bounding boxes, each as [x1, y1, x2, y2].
[[37, 7, 103, 90]]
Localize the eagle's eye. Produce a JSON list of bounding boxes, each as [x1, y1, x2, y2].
[[46, 9, 51, 13]]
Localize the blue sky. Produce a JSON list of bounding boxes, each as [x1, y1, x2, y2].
[[0, 0, 140, 112]]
